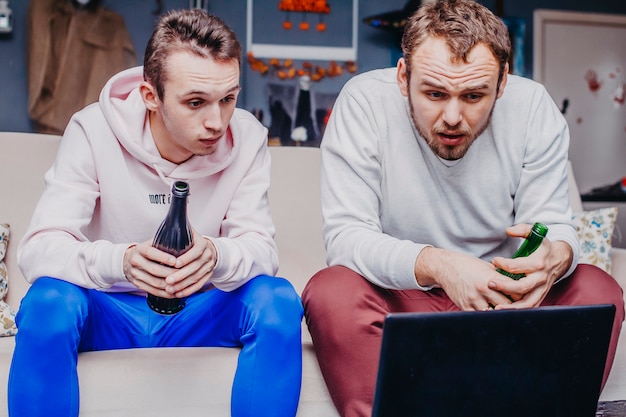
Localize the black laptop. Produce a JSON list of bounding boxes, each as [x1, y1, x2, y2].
[[372, 304, 615, 417]]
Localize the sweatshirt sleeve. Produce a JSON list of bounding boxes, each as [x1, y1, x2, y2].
[[320, 81, 430, 290], [17, 121, 130, 289], [208, 141, 280, 292], [513, 83, 579, 279]]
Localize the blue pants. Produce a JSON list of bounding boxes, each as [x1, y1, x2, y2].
[[8, 275, 304, 417]]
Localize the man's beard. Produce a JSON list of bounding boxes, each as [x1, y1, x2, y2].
[[409, 97, 496, 161]]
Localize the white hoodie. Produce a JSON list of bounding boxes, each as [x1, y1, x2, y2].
[[18, 66, 278, 293]]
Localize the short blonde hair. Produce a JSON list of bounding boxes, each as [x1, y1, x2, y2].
[[401, 0, 510, 85]]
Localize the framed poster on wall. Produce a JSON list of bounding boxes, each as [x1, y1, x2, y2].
[[246, 0, 358, 61], [533, 9, 626, 193]]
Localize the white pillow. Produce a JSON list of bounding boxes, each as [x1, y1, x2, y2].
[[572, 207, 618, 274], [0, 223, 17, 337]]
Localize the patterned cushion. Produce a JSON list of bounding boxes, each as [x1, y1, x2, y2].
[[573, 207, 618, 274], [0, 223, 17, 336]]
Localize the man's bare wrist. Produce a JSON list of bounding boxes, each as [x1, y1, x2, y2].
[[414, 246, 439, 287]]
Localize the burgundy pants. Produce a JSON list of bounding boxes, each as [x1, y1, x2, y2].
[[302, 264, 625, 417]]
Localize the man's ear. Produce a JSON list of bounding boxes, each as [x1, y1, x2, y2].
[[397, 57, 410, 97], [139, 81, 159, 112], [497, 63, 509, 99]]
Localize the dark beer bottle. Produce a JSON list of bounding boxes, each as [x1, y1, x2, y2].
[[147, 180, 193, 314]]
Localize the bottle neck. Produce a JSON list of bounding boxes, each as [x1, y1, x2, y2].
[[167, 192, 188, 222], [517, 224, 547, 257], [169, 180, 189, 217], [524, 232, 544, 250]]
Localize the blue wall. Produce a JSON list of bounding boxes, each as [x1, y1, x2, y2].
[[1, 0, 625, 133]]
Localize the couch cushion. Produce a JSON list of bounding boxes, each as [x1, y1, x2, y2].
[[0, 337, 337, 417], [0, 224, 16, 337], [268, 146, 326, 297], [567, 161, 584, 213], [0, 132, 62, 311], [573, 207, 618, 273]]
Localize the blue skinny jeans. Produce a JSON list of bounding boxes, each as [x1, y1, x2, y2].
[[8, 275, 304, 417]]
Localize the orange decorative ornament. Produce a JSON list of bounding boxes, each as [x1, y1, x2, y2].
[[247, 52, 357, 83], [279, 0, 330, 31], [278, 0, 330, 13]]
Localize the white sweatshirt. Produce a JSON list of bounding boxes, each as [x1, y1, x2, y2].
[[321, 68, 579, 290], [18, 66, 278, 292]]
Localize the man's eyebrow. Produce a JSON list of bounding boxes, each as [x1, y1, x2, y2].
[[422, 80, 446, 89], [421, 80, 490, 91], [224, 85, 241, 94], [183, 85, 241, 97], [464, 84, 490, 91]]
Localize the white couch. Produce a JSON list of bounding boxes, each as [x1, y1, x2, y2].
[[0, 131, 625, 416]]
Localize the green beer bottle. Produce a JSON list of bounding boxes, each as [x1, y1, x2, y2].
[[497, 222, 549, 280]]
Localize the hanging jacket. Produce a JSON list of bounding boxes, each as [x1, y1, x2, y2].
[[27, 0, 136, 134]]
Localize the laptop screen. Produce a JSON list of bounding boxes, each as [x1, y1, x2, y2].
[[372, 304, 615, 417]]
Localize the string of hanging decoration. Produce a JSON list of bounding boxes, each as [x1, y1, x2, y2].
[[279, 0, 330, 31], [247, 52, 357, 82]]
